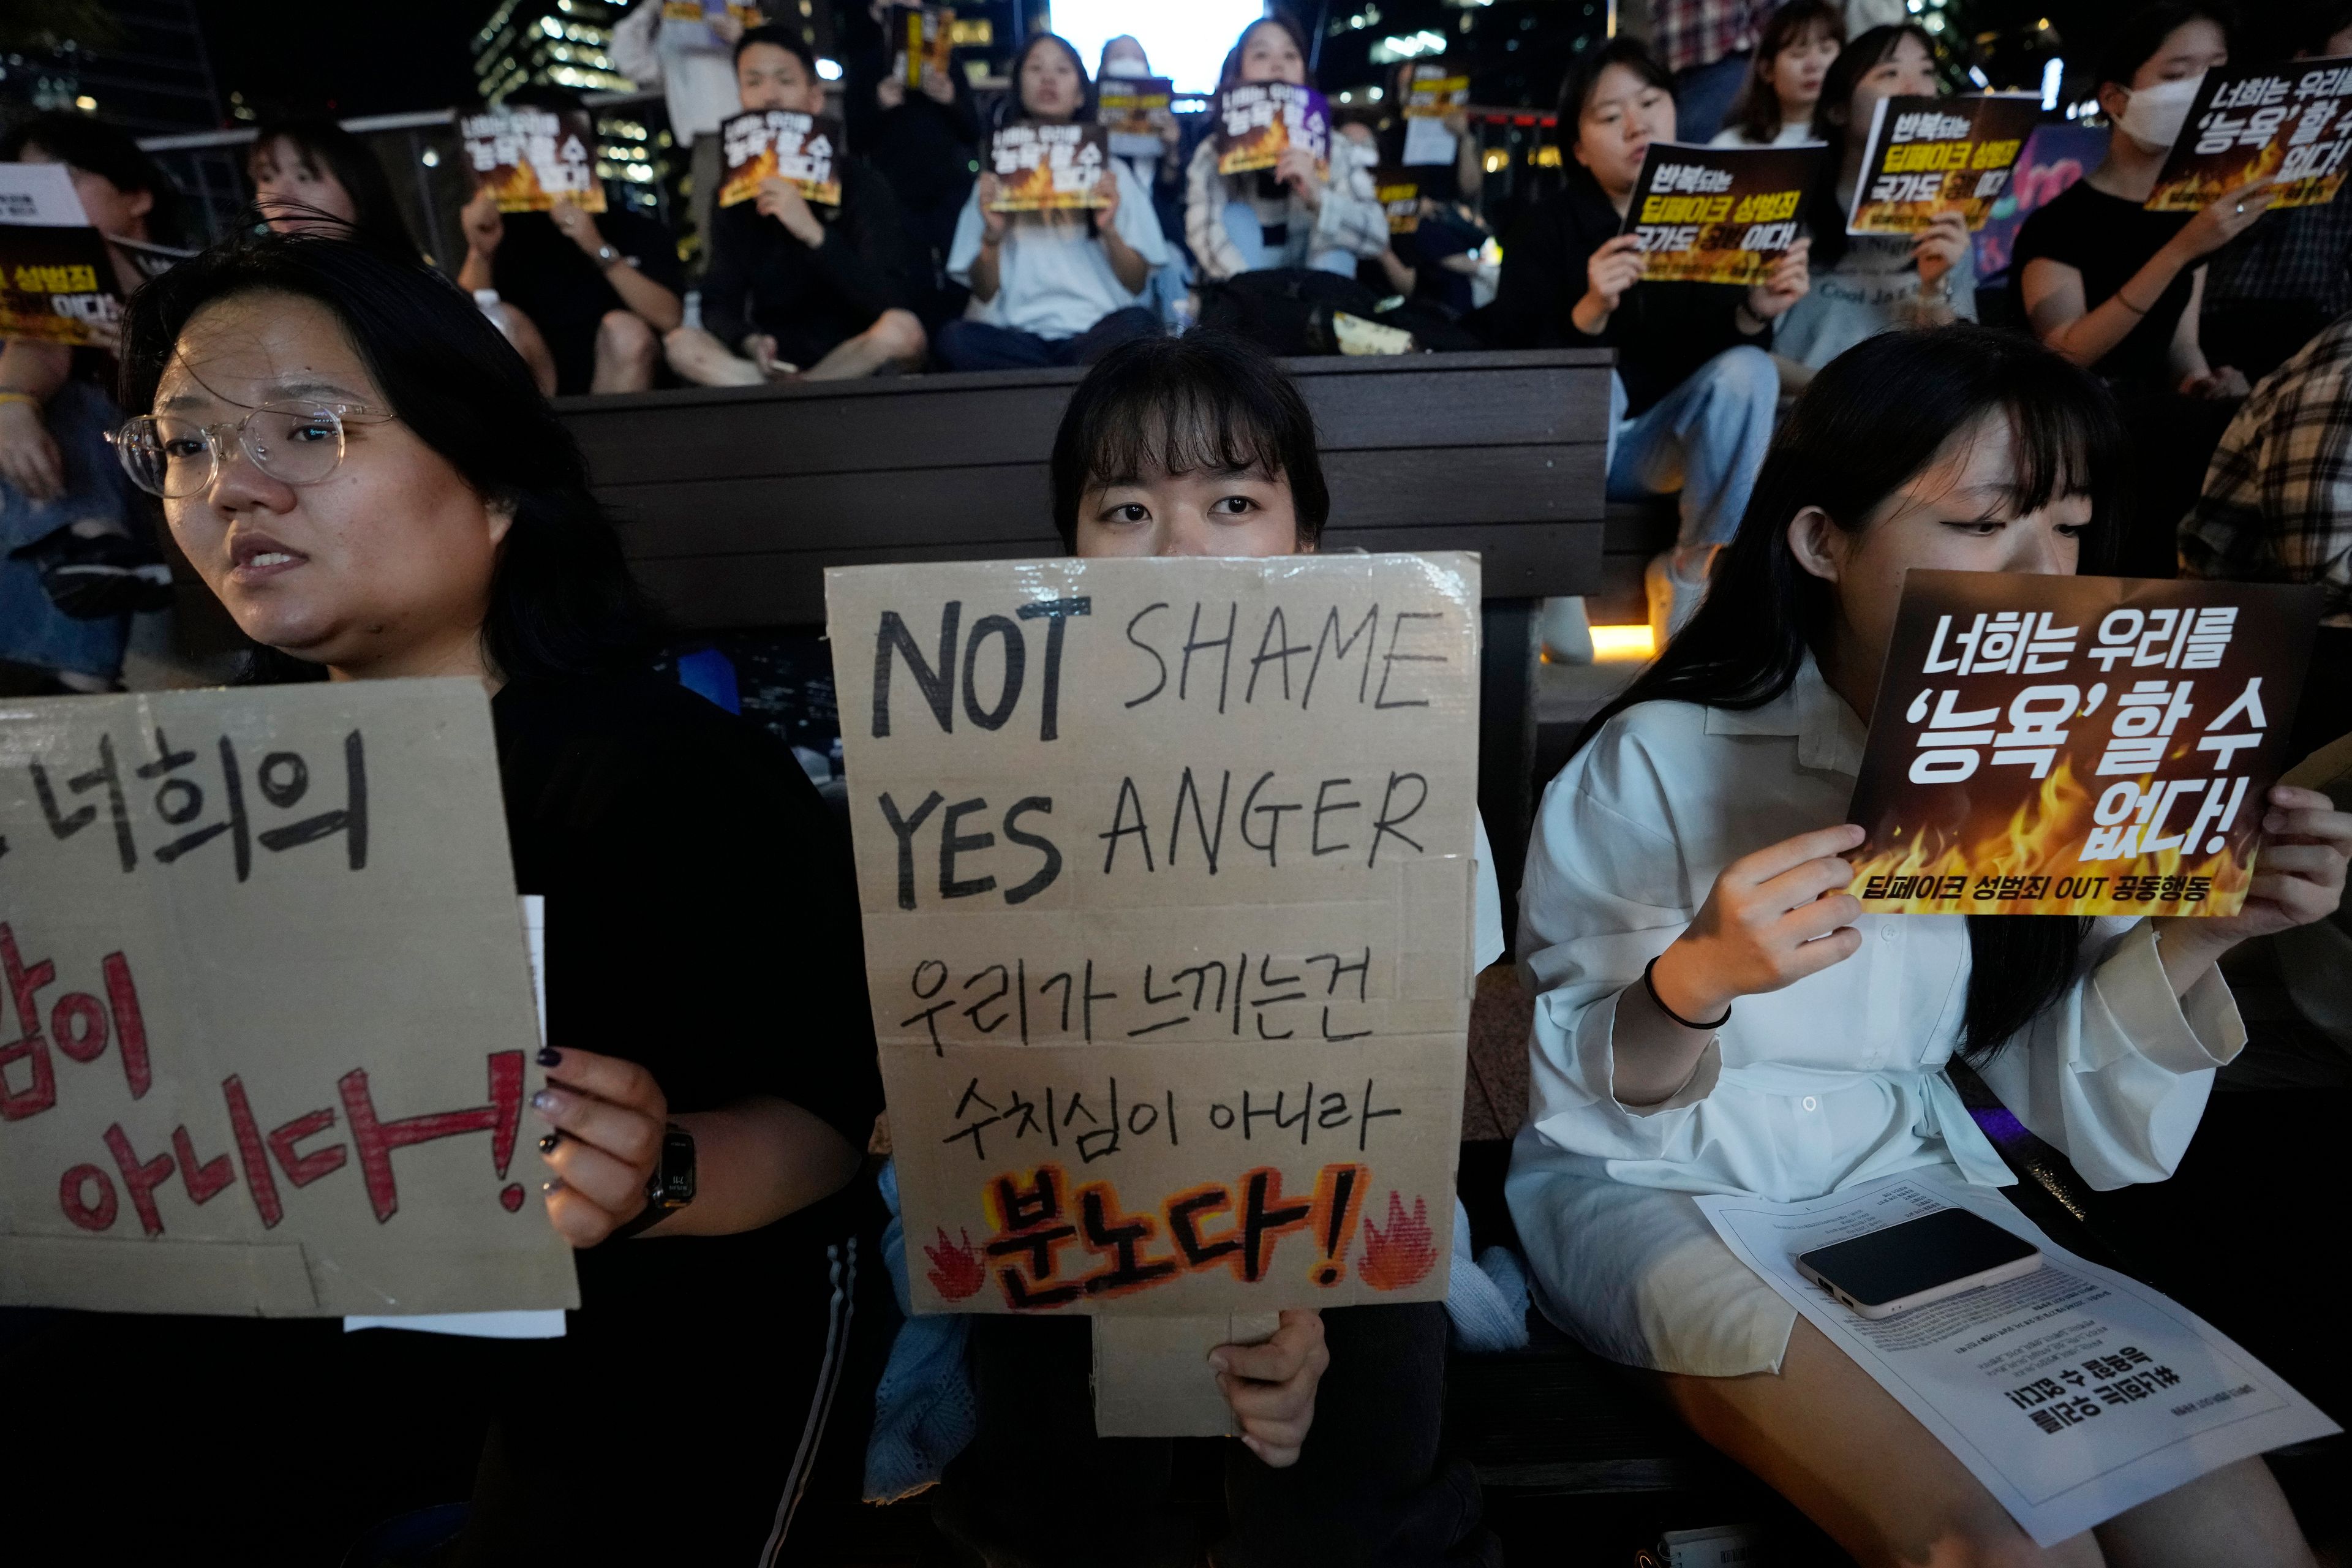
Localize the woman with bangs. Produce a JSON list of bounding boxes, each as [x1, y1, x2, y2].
[[1507, 326, 2350, 1566], [1710, 0, 1844, 149]]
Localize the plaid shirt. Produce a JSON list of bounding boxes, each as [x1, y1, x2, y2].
[[1651, 0, 1775, 74], [2180, 311, 2352, 625], [2204, 195, 2352, 318]]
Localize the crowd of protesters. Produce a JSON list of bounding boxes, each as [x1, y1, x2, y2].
[[7, 2, 2352, 1566]]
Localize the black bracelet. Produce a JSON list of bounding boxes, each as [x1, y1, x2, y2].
[[1643, 954, 1732, 1031]]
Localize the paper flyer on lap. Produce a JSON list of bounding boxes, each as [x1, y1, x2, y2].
[[1623, 141, 1829, 286], [1846, 572, 2320, 918], [1696, 1173, 2338, 1547], [826, 555, 1479, 1327], [1847, 92, 2043, 235], [0, 680, 579, 1317], [2146, 55, 2352, 212]]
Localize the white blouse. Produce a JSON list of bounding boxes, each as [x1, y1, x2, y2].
[[1506, 658, 2245, 1373]]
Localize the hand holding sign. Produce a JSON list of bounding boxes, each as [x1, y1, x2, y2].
[[2152, 785, 2352, 978], [1650, 823, 1868, 1034], [1275, 145, 1324, 209], [1745, 235, 1811, 323], [534, 1045, 668, 1246], [1580, 233, 1647, 326], [756, 175, 825, 247], [1912, 209, 1971, 293], [2171, 176, 2276, 265], [1212, 1306, 1330, 1466]]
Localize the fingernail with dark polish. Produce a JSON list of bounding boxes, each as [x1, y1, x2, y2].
[[538, 1131, 562, 1153], [537, 1046, 562, 1066]]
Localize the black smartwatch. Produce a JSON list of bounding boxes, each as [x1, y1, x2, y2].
[[608, 1122, 695, 1242]]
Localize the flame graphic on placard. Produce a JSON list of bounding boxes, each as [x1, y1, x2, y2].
[[992, 157, 1103, 213], [925, 1226, 986, 1300], [2150, 138, 2302, 211], [478, 159, 605, 214], [1356, 1192, 1438, 1291], [1850, 755, 2253, 915]]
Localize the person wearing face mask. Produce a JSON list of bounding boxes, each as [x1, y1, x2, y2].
[[663, 28, 927, 383], [2013, 3, 2269, 571], [1771, 24, 1975, 375], [937, 32, 1169, 371], [0, 113, 181, 698], [1098, 34, 1197, 328]]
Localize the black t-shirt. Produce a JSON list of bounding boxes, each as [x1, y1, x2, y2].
[[489, 208, 685, 396], [491, 674, 882, 1319], [2011, 181, 2192, 389], [699, 158, 918, 366]]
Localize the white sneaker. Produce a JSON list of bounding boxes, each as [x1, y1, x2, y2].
[[1645, 547, 1718, 650], [1538, 596, 1594, 665]]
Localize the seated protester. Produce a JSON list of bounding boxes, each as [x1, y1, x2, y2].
[[1708, 0, 1844, 148], [249, 117, 423, 261], [1372, 58, 1485, 210], [2180, 308, 2352, 767], [664, 27, 927, 385], [608, 0, 744, 250], [1342, 118, 1490, 320], [1184, 17, 1392, 288], [0, 113, 179, 696], [1772, 23, 1975, 374], [1487, 38, 1810, 644], [21, 232, 884, 1561], [2199, 1, 2352, 382], [939, 32, 1169, 372], [1099, 32, 1198, 326], [456, 85, 685, 397], [933, 330, 1504, 1568], [1508, 323, 2351, 1568], [843, 0, 982, 310], [2013, 2, 2269, 575]]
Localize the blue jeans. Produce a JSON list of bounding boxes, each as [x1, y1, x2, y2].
[[934, 306, 1161, 371], [1605, 345, 1777, 552], [1, 378, 134, 682], [1673, 52, 1752, 146]]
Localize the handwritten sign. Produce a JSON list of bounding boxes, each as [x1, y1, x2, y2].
[[2147, 55, 2352, 212], [1626, 141, 1828, 285], [827, 555, 1479, 1317], [1847, 573, 2320, 917], [719, 108, 845, 207], [459, 105, 605, 214], [1849, 93, 2043, 235], [0, 680, 578, 1316]]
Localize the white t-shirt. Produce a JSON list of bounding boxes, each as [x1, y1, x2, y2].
[[1707, 123, 1826, 148], [947, 156, 1170, 340]]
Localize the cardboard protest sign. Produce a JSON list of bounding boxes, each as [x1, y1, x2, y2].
[[827, 555, 1480, 1320], [0, 162, 122, 348], [1847, 573, 2320, 917], [1626, 141, 1828, 285], [1849, 93, 2043, 234], [2147, 56, 2352, 212], [459, 105, 605, 214], [718, 108, 845, 207], [986, 123, 1112, 213], [886, 4, 955, 89], [1099, 74, 1175, 160], [0, 680, 578, 1317], [1216, 81, 1332, 178], [1376, 168, 1423, 233]]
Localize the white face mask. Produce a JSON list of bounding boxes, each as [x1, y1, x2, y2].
[[1102, 56, 1147, 79], [2116, 73, 2204, 151]]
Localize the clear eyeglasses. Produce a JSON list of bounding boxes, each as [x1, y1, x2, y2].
[[107, 401, 395, 500]]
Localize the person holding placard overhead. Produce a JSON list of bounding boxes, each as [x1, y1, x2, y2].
[[930, 328, 1506, 1568], [938, 32, 1169, 371], [1508, 323, 2351, 1567], [12, 230, 884, 1562], [1487, 37, 1811, 646], [1771, 24, 1977, 374], [2012, 4, 2269, 573], [663, 26, 928, 385]]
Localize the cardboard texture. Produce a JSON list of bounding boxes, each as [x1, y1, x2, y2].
[[1216, 83, 1332, 178], [0, 680, 579, 1316], [0, 162, 122, 348], [827, 554, 1479, 1327], [2147, 55, 2352, 212], [718, 109, 846, 208], [1846, 573, 2320, 916], [1847, 94, 2043, 234], [1093, 1312, 1279, 1437], [459, 106, 606, 214], [987, 123, 1112, 213], [1625, 141, 1830, 285]]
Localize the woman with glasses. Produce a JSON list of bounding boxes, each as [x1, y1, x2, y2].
[[17, 232, 884, 1565]]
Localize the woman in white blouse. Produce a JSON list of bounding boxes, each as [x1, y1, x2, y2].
[[1509, 326, 2351, 1566]]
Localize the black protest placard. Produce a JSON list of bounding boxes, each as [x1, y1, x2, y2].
[[1625, 141, 1829, 285]]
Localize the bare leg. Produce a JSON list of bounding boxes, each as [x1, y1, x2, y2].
[[590, 309, 659, 394], [487, 301, 557, 398], [801, 308, 927, 382], [2092, 1457, 2315, 1568], [663, 324, 766, 387]]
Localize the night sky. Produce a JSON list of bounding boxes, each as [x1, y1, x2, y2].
[[195, 1, 492, 121]]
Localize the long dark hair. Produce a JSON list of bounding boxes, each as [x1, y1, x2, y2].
[[1569, 327, 2127, 1063], [2094, 2, 2236, 89], [1219, 14, 1318, 91], [1009, 31, 1094, 125], [115, 232, 657, 685], [247, 118, 420, 262], [1808, 23, 1938, 270], [1, 111, 186, 246], [1724, 0, 1845, 145]]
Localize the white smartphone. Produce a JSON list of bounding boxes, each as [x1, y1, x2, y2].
[[1795, 1207, 2042, 1320]]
